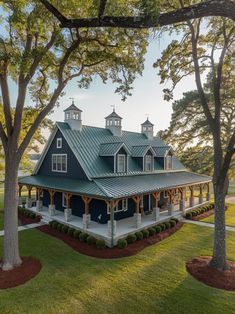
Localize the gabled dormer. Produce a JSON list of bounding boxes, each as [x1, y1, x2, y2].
[[99, 142, 130, 173], [132, 145, 156, 172], [153, 146, 174, 170]]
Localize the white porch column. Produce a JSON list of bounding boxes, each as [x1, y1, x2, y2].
[[140, 195, 144, 214], [206, 193, 211, 201], [49, 204, 56, 216], [83, 214, 91, 229], [153, 207, 160, 222], [179, 199, 186, 213], [108, 219, 117, 237], [189, 197, 195, 208], [199, 194, 204, 204], [36, 200, 43, 211], [26, 197, 32, 208], [134, 213, 142, 228], [64, 208, 72, 222], [167, 203, 174, 216]]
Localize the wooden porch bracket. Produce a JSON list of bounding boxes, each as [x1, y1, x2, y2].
[[36, 187, 43, 200], [132, 196, 141, 213], [189, 186, 194, 197], [64, 192, 72, 208], [48, 190, 56, 205], [82, 196, 92, 215], [18, 184, 23, 197], [152, 192, 160, 208], [27, 185, 33, 198]]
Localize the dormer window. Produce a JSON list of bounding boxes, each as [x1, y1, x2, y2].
[[144, 155, 153, 172], [117, 154, 126, 173], [165, 155, 172, 170]]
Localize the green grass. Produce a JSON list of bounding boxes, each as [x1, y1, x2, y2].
[[0, 222, 235, 313], [202, 204, 235, 227], [228, 181, 235, 196]]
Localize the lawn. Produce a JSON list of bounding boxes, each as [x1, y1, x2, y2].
[[0, 223, 235, 313], [228, 181, 235, 196], [202, 204, 235, 227]]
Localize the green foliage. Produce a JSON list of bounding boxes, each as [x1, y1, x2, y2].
[[73, 230, 81, 239], [148, 227, 155, 236], [96, 239, 106, 249], [135, 231, 144, 240], [169, 220, 176, 228], [117, 238, 127, 249], [87, 235, 96, 246], [61, 225, 69, 234], [79, 232, 89, 242], [126, 234, 137, 244], [142, 229, 149, 238], [155, 225, 162, 233], [68, 227, 75, 236]]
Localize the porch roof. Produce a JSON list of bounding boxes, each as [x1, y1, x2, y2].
[[18, 175, 108, 199]]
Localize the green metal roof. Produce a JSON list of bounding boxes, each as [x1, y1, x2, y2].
[[94, 171, 211, 198], [131, 145, 155, 157], [18, 175, 107, 198], [99, 142, 129, 156], [54, 122, 185, 179], [153, 146, 172, 157]]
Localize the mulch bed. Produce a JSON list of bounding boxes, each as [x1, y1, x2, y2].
[[18, 213, 41, 226], [186, 256, 235, 291], [191, 209, 214, 221], [0, 257, 42, 289], [37, 222, 183, 259]]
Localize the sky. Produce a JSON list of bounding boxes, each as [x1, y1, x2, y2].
[[48, 32, 197, 135]]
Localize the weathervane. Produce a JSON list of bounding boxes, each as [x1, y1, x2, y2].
[[111, 104, 116, 112], [145, 113, 149, 120], [69, 97, 75, 105]]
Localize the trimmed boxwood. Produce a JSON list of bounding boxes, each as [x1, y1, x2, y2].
[[62, 225, 69, 234], [87, 235, 96, 246], [56, 223, 63, 231], [135, 231, 143, 241], [126, 234, 137, 244], [148, 227, 155, 236], [169, 220, 176, 228], [171, 217, 179, 223], [185, 212, 192, 219], [155, 225, 162, 234], [164, 222, 171, 229], [142, 229, 149, 238], [51, 221, 58, 229], [159, 223, 166, 231], [79, 232, 89, 242], [73, 230, 81, 239], [68, 227, 75, 236], [117, 238, 128, 249], [96, 239, 106, 249]]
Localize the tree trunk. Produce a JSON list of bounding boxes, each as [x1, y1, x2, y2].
[[209, 181, 228, 270], [1, 155, 22, 271]]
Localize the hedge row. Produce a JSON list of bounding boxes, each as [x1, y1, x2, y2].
[[117, 217, 179, 249], [49, 220, 106, 249], [184, 203, 214, 219], [18, 207, 38, 220]]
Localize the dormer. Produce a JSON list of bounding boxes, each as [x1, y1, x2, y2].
[[99, 142, 131, 173], [141, 118, 154, 140], [64, 101, 82, 131], [105, 109, 122, 136], [132, 145, 156, 172], [153, 146, 174, 170]]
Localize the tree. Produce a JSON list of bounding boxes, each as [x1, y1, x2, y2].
[[0, 1, 148, 270], [154, 14, 235, 269], [158, 67, 235, 180]]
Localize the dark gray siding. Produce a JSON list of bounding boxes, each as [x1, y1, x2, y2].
[[37, 129, 88, 180]]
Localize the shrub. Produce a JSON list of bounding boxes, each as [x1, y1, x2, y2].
[[96, 239, 106, 249], [126, 234, 137, 244], [73, 230, 81, 239], [169, 220, 176, 228], [142, 229, 149, 238], [148, 227, 155, 236], [135, 231, 143, 241], [155, 225, 162, 234], [68, 227, 75, 236], [62, 225, 69, 234], [164, 222, 171, 229], [79, 232, 89, 242], [30, 212, 36, 219], [51, 221, 58, 229], [87, 235, 96, 245], [56, 223, 62, 231], [171, 217, 179, 223], [117, 239, 128, 249], [159, 223, 166, 231], [185, 212, 192, 219]]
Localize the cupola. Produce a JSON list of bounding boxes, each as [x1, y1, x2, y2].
[[105, 108, 122, 136], [141, 118, 154, 140], [64, 100, 82, 131]]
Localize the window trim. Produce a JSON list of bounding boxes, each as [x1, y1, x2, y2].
[[117, 154, 126, 173], [165, 155, 173, 170], [62, 192, 66, 207], [52, 154, 67, 173], [144, 154, 153, 172], [107, 199, 128, 214], [56, 138, 62, 149]]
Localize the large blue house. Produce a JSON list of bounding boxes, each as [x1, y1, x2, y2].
[[19, 102, 211, 246]]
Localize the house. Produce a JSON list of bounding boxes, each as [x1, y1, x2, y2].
[[18, 101, 211, 246]]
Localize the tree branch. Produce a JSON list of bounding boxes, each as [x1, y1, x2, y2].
[[39, 0, 235, 28], [98, 0, 107, 19], [0, 121, 8, 152]]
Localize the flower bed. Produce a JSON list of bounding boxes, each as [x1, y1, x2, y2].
[[184, 203, 214, 221], [18, 207, 42, 225], [37, 218, 182, 259]]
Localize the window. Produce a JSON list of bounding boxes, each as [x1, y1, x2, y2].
[[107, 199, 128, 214], [57, 138, 62, 149], [144, 155, 152, 172], [165, 155, 172, 170], [52, 154, 67, 172], [117, 154, 126, 173], [62, 192, 66, 207]]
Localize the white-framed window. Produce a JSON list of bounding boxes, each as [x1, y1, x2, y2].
[[52, 154, 67, 172], [144, 155, 152, 172], [62, 192, 66, 207], [165, 155, 172, 170], [117, 154, 126, 173], [57, 138, 62, 149], [107, 199, 128, 214]]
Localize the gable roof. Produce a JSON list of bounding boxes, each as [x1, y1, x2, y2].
[[99, 142, 131, 156], [153, 146, 173, 157], [35, 122, 185, 179], [64, 104, 82, 112], [131, 145, 156, 157]]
